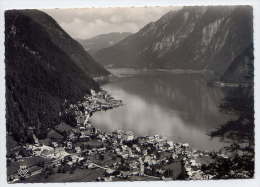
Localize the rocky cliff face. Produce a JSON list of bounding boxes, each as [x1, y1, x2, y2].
[[94, 6, 253, 80], [78, 32, 132, 56], [5, 10, 108, 142]]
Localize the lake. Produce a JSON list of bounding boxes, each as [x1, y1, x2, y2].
[[92, 69, 235, 151]]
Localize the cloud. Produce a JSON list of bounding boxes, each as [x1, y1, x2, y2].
[[43, 6, 181, 39], [109, 15, 122, 24]]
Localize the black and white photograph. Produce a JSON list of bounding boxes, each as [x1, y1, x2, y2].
[[1, 1, 258, 185]]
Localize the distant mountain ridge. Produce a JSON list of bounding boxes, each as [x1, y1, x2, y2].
[[94, 6, 253, 81], [5, 10, 108, 142], [78, 32, 132, 55]]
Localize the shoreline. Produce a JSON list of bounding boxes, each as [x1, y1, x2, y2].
[[6, 89, 253, 183], [106, 68, 252, 89]]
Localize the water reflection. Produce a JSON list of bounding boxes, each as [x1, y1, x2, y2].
[[92, 72, 233, 151]]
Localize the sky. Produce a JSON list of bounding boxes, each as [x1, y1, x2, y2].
[[43, 6, 181, 39]]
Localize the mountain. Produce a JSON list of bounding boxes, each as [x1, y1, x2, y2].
[[5, 9, 108, 143], [94, 6, 253, 80], [77, 32, 132, 55], [220, 44, 253, 83]]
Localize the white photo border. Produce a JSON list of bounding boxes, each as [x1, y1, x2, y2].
[[0, 0, 259, 187]]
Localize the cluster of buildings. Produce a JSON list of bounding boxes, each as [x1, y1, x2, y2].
[[7, 89, 221, 182]]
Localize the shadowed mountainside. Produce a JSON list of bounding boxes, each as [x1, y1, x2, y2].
[[5, 9, 108, 142]]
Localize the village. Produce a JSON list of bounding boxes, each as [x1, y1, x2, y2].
[[6, 89, 237, 183]]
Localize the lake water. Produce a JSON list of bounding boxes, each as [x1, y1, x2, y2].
[[92, 70, 234, 151]]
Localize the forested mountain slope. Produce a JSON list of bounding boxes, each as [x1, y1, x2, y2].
[[5, 10, 108, 142]]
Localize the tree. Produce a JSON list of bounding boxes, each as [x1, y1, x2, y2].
[[112, 155, 117, 161], [177, 160, 188, 179], [37, 161, 45, 168], [164, 169, 173, 178], [69, 166, 75, 174], [99, 154, 105, 161], [211, 45, 254, 147], [210, 87, 254, 151], [208, 50, 254, 178]]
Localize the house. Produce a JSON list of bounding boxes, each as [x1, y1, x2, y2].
[[71, 155, 80, 163], [156, 142, 165, 150], [17, 165, 29, 178], [154, 134, 160, 140], [115, 148, 120, 154], [144, 156, 152, 163], [126, 147, 133, 157], [112, 130, 124, 139], [76, 115, 85, 125], [144, 156, 157, 166], [121, 153, 128, 159], [91, 127, 98, 135], [112, 130, 135, 142], [121, 145, 128, 151], [129, 161, 138, 170], [79, 130, 91, 139], [64, 155, 72, 162], [123, 132, 134, 142], [167, 141, 174, 150], [156, 169, 165, 175], [27, 126, 35, 134], [84, 122, 92, 128], [137, 136, 147, 145], [97, 134, 106, 141], [131, 170, 139, 176], [87, 163, 97, 169], [68, 132, 77, 141], [190, 159, 200, 167], [133, 145, 141, 153], [97, 147, 106, 153], [75, 146, 81, 153], [112, 140, 118, 146], [79, 126, 86, 131], [105, 168, 115, 175], [142, 149, 148, 156], [28, 166, 42, 176], [147, 136, 154, 142], [104, 176, 113, 182], [171, 153, 178, 160], [83, 113, 90, 125], [32, 148, 42, 156], [46, 129, 64, 142], [120, 171, 130, 179], [51, 142, 59, 148], [90, 89, 96, 96], [66, 141, 73, 150], [182, 143, 189, 148], [32, 133, 39, 145]]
